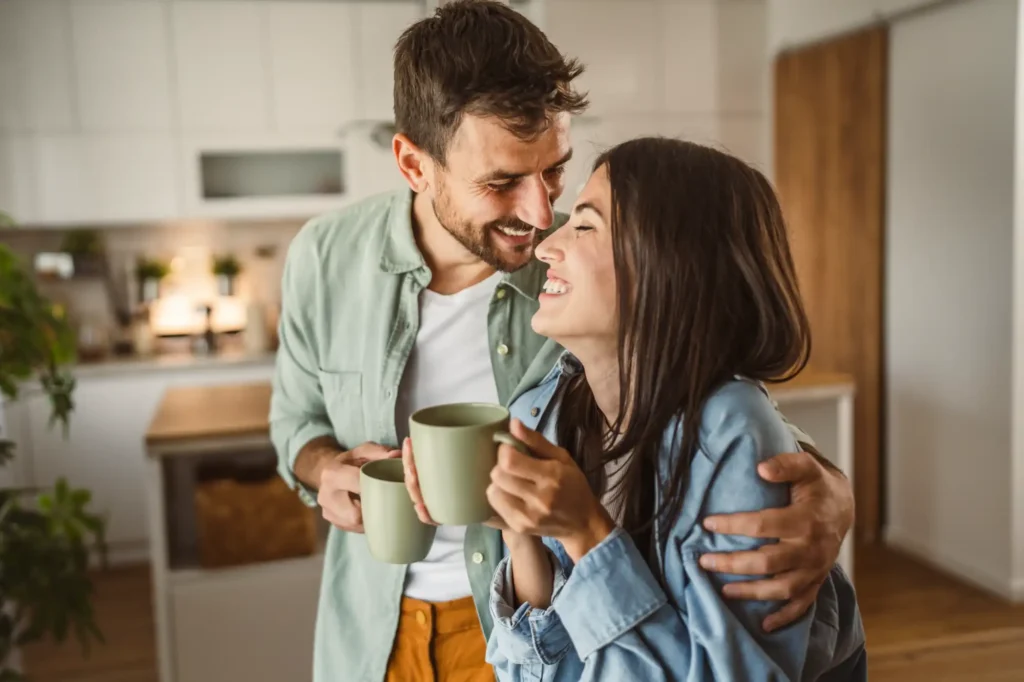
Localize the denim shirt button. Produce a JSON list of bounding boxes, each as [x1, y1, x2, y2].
[[530, 407, 540, 417]]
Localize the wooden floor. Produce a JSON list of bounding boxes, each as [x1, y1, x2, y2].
[[22, 544, 1024, 681]]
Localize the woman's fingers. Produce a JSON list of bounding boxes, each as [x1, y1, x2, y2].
[[486, 482, 533, 533], [490, 461, 539, 499]]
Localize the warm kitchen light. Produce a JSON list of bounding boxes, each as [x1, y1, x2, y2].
[[149, 294, 203, 336]]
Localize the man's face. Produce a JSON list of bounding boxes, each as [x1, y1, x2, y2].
[[430, 113, 572, 272]]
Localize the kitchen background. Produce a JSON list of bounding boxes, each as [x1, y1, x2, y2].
[[2, 0, 1024, 681]]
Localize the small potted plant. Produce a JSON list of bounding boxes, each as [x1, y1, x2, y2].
[[59, 230, 106, 278], [212, 254, 242, 297], [135, 257, 169, 304], [0, 210, 107, 677]]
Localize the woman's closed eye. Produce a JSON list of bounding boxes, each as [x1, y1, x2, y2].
[[574, 224, 594, 234]]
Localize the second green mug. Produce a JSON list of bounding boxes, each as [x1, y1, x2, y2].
[[409, 403, 529, 525]]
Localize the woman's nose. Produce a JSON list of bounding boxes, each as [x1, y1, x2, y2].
[[536, 227, 566, 263]]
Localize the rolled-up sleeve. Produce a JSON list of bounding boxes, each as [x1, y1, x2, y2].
[[487, 546, 573, 679], [269, 225, 336, 507]]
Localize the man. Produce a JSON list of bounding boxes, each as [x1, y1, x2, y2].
[[270, 2, 855, 681]]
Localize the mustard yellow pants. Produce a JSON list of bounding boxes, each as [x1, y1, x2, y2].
[[385, 595, 495, 682]]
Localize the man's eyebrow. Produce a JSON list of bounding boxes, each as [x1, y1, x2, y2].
[[476, 149, 574, 183], [573, 201, 603, 220]]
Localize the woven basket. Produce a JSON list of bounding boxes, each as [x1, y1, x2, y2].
[[194, 475, 317, 569]]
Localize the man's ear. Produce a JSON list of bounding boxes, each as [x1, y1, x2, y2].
[[393, 133, 434, 193]]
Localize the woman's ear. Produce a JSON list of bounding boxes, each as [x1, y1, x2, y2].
[[393, 133, 433, 193]]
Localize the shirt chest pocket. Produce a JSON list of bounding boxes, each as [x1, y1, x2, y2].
[[318, 370, 366, 446]]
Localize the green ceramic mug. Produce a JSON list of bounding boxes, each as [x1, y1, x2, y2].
[[359, 458, 437, 564], [409, 402, 530, 525]]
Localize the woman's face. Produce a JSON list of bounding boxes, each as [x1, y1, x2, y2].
[[531, 164, 619, 350]]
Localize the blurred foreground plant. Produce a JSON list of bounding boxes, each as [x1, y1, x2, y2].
[[0, 216, 106, 680]]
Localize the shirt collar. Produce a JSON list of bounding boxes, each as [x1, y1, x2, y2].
[[378, 190, 425, 275]]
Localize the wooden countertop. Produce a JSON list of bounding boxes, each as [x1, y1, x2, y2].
[[145, 382, 272, 451], [143, 371, 854, 452]]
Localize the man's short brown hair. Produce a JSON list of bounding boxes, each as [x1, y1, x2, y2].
[[393, 0, 588, 164]]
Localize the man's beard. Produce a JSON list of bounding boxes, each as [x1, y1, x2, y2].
[[432, 188, 540, 273]]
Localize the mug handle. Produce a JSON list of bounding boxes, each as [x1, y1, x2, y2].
[[493, 431, 532, 456]]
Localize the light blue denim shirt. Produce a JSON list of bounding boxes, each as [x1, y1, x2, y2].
[[487, 354, 867, 681]]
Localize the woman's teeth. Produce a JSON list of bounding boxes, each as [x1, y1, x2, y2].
[[543, 279, 570, 295], [497, 225, 532, 237]]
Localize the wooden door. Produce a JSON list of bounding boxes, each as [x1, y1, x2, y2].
[[774, 27, 887, 543]]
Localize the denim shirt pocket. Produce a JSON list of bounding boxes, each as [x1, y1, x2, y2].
[[318, 370, 366, 445]]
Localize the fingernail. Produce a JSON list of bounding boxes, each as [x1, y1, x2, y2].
[[703, 518, 717, 531], [722, 584, 737, 598], [763, 620, 778, 633], [699, 555, 715, 570], [759, 461, 779, 478]]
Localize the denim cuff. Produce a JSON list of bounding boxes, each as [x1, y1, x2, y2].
[[489, 551, 573, 665], [553, 527, 667, 660]]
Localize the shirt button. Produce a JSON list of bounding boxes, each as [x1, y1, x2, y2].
[[496, 343, 509, 356], [415, 611, 427, 626], [530, 407, 540, 417], [495, 288, 507, 300], [472, 552, 485, 565]]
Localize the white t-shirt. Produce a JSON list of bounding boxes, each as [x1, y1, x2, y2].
[[394, 271, 502, 602]]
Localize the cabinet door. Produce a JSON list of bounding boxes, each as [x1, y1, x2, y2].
[[0, 136, 37, 224], [16, 0, 77, 132], [545, 0, 662, 115], [0, 397, 30, 491], [268, 2, 357, 133], [26, 375, 168, 553], [171, 557, 322, 682], [71, 0, 173, 132], [172, 1, 270, 132], [354, 2, 422, 121], [0, 2, 24, 131], [26, 364, 275, 555], [33, 134, 179, 224]]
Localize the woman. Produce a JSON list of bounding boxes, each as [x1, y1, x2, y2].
[[412, 137, 866, 680]]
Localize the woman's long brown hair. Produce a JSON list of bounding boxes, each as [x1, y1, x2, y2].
[[555, 137, 811, 566]]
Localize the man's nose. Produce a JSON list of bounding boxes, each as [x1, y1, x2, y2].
[[517, 178, 555, 230]]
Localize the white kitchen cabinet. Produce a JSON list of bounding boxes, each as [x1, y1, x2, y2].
[[354, 2, 423, 121], [70, 0, 173, 132], [544, 0, 662, 115], [0, 136, 38, 224], [716, 0, 768, 115], [27, 375, 167, 557], [15, 0, 77, 133], [172, 1, 270, 132], [268, 1, 358, 133], [32, 134, 179, 225], [170, 557, 322, 682], [0, 2, 23, 131], [23, 362, 275, 562], [661, 0, 718, 114]]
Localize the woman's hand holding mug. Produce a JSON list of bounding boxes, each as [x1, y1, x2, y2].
[[486, 419, 615, 563]]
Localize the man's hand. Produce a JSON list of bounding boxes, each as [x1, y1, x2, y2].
[[698, 450, 854, 632], [298, 439, 399, 533]]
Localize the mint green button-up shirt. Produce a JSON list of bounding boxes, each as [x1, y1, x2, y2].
[[269, 189, 565, 682]]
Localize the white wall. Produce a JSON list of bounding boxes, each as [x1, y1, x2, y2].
[[885, 0, 1019, 599], [1014, 0, 1024, 600], [547, 0, 770, 212], [767, 0, 945, 53]]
